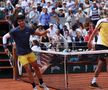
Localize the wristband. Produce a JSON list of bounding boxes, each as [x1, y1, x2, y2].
[[3, 44, 7, 49]]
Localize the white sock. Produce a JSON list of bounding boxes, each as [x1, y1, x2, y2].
[[91, 77, 97, 84]]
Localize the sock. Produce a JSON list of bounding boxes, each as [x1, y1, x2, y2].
[[31, 82, 36, 88], [91, 77, 97, 84], [39, 79, 44, 85]]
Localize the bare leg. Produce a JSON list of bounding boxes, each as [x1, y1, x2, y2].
[[94, 60, 104, 77], [31, 61, 42, 79], [91, 59, 105, 86], [23, 64, 35, 83], [31, 61, 49, 90]]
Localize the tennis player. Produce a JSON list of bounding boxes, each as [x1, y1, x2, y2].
[[2, 12, 49, 90], [88, 2, 108, 88]]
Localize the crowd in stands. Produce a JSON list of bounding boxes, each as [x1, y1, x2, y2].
[[0, 0, 108, 52]]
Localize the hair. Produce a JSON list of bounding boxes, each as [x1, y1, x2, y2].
[[32, 40, 40, 46], [16, 12, 25, 20]]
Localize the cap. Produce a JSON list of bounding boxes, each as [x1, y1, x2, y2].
[[32, 5, 37, 8], [49, 23, 53, 26], [6, 0, 11, 4], [16, 12, 25, 20], [38, 23, 43, 26], [101, 2, 105, 5], [42, 6, 47, 9], [15, 4, 21, 7], [93, 1, 96, 3], [63, 1, 66, 4], [78, 8, 82, 11]]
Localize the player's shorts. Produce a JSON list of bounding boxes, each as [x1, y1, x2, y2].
[[95, 44, 108, 60], [18, 52, 37, 66]]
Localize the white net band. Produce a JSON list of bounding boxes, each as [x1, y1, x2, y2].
[[34, 50, 108, 56]]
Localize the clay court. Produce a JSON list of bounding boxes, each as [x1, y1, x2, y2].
[[0, 72, 108, 90]]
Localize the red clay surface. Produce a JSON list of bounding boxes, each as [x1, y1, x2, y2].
[[0, 72, 108, 90]]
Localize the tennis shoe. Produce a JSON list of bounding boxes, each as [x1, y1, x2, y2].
[[90, 82, 99, 88], [40, 83, 49, 90], [33, 86, 37, 90]]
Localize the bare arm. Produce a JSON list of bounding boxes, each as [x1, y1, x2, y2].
[[88, 28, 99, 49], [34, 29, 49, 36]]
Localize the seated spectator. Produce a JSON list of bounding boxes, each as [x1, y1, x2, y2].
[[83, 0, 90, 16], [28, 5, 39, 25], [40, 33, 51, 50], [5, 0, 14, 16], [77, 22, 88, 37], [31, 39, 41, 52], [36, 2, 42, 13], [10, 4, 25, 27], [75, 29, 84, 50], [62, 1, 68, 12], [66, 0, 76, 14], [47, 23, 58, 40], [84, 21, 94, 42], [49, 7, 59, 24], [46, 1, 53, 13], [75, 8, 88, 25], [84, 29, 93, 42], [51, 30, 65, 51], [75, 29, 84, 43], [89, 1, 100, 26], [40, 34, 50, 44], [64, 30, 73, 50], [65, 8, 77, 29], [57, 8, 65, 17], [38, 6, 50, 30]]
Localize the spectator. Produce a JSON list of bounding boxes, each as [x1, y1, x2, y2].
[[89, 1, 100, 26], [78, 22, 88, 37], [49, 7, 59, 24], [75, 29, 84, 42], [65, 8, 77, 30], [75, 7, 88, 25], [36, 2, 42, 13], [62, 1, 68, 12], [2, 12, 50, 90], [47, 23, 57, 40], [57, 8, 65, 17], [5, 0, 14, 16], [11, 4, 25, 27], [46, 1, 53, 13], [39, 6, 50, 30], [64, 30, 73, 50], [28, 5, 39, 25], [83, 0, 90, 16]]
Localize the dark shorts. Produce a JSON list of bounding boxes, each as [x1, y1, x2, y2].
[[95, 44, 108, 60]]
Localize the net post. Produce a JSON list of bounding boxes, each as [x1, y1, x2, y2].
[[64, 54, 68, 90], [12, 46, 18, 80]]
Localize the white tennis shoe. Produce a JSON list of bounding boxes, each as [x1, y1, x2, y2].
[[40, 83, 49, 90], [33, 86, 37, 90]]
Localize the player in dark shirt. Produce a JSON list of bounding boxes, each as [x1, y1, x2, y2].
[[3, 12, 49, 90]]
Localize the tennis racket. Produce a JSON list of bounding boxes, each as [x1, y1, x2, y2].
[[7, 49, 14, 66]]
